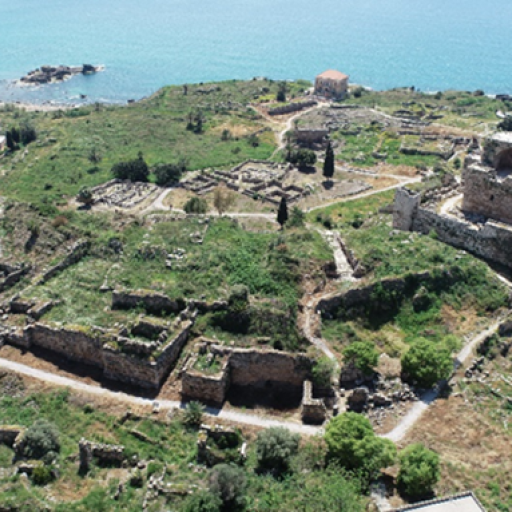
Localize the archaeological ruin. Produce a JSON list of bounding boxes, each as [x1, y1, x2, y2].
[[393, 132, 512, 269]]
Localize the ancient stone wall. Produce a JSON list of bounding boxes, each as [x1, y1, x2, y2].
[[112, 289, 185, 315], [0, 264, 31, 293], [0, 426, 25, 447], [393, 187, 512, 269], [301, 381, 327, 424], [35, 240, 90, 285], [267, 100, 316, 116], [462, 166, 512, 225], [27, 323, 106, 367], [295, 129, 328, 143], [181, 356, 230, 405], [181, 344, 314, 405]]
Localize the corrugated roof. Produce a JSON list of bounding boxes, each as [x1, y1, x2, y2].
[[393, 492, 486, 512], [317, 69, 349, 80]]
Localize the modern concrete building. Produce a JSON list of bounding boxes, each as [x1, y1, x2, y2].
[[314, 69, 349, 100]]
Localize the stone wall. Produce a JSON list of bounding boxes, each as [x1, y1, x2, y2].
[[295, 129, 328, 144], [35, 240, 90, 285], [0, 426, 25, 447], [267, 100, 317, 116], [3, 318, 193, 390], [27, 323, 106, 367], [301, 381, 327, 424], [413, 209, 512, 269], [181, 355, 230, 405], [181, 344, 314, 406], [462, 166, 512, 225], [393, 187, 512, 269], [0, 264, 31, 293], [112, 289, 185, 315], [79, 438, 125, 472]]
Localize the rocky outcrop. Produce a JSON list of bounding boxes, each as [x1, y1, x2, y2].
[[19, 64, 102, 85]]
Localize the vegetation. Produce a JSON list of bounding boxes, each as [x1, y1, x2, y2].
[[183, 401, 205, 427], [401, 338, 453, 388], [287, 148, 317, 170], [322, 140, 335, 182], [325, 413, 396, 480], [255, 427, 300, 475], [21, 419, 60, 461], [276, 197, 288, 228], [311, 356, 335, 388], [111, 153, 149, 182], [209, 463, 247, 510], [342, 341, 379, 376], [184, 196, 208, 214], [398, 443, 440, 499], [154, 159, 187, 186], [213, 185, 236, 216]]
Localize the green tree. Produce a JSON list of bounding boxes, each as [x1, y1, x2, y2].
[[277, 197, 288, 228], [398, 444, 440, 499], [288, 148, 317, 170], [10, 127, 20, 144], [21, 419, 60, 461], [184, 196, 208, 214], [183, 401, 205, 427], [323, 140, 335, 182], [325, 413, 396, 478], [277, 82, 287, 102], [213, 184, 235, 216], [401, 338, 453, 388], [5, 131, 14, 151], [88, 147, 102, 164], [256, 427, 300, 475], [342, 341, 379, 376], [312, 356, 335, 388], [20, 123, 37, 145], [111, 153, 149, 182], [183, 490, 222, 512], [154, 160, 186, 186], [209, 464, 247, 510]]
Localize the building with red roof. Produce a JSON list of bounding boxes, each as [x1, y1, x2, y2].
[[314, 69, 349, 100]]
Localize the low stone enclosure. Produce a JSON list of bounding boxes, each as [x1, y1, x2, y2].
[[89, 179, 160, 209], [182, 160, 307, 205], [197, 425, 247, 467], [0, 310, 195, 389], [181, 339, 330, 423]]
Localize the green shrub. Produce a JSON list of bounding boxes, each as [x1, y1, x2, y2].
[[325, 413, 396, 479], [255, 427, 300, 475], [287, 206, 305, 228], [111, 153, 149, 182], [154, 160, 186, 186], [311, 356, 335, 388], [21, 419, 60, 460], [401, 338, 452, 388], [343, 341, 379, 376], [398, 443, 440, 499], [183, 489, 222, 512], [184, 196, 208, 214], [209, 463, 246, 510], [31, 465, 53, 486], [146, 460, 164, 478], [183, 401, 205, 427]]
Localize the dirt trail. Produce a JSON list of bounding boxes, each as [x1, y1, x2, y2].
[[383, 319, 504, 443], [0, 356, 320, 435]]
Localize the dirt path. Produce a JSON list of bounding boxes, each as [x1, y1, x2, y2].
[[0, 356, 320, 435], [439, 193, 463, 216], [383, 319, 504, 442], [307, 176, 420, 213]]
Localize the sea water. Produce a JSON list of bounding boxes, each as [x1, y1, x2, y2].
[[0, 0, 511, 104]]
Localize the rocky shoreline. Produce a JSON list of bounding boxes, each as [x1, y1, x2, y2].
[[18, 64, 104, 86]]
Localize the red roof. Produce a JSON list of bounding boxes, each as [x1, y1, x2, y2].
[[317, 69, 349, 81]]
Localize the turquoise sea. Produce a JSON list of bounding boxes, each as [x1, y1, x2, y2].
[[1, 0, 511, 105]]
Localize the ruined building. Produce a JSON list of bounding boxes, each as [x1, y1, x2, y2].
[[393, 132, 512, 269]]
